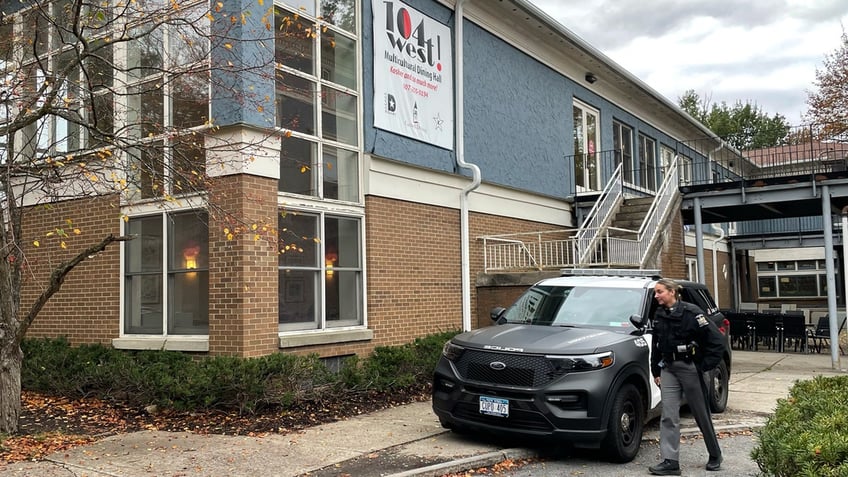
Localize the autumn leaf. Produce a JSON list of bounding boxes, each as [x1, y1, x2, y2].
[[33, 240, 40, 247]]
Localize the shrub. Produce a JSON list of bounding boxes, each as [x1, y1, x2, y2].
[[20, 330, 460, 414], [752, 375, 848, 476]]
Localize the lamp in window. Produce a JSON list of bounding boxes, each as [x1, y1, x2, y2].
[[325, 252, 338, 277], [183, 242, 200, 270]]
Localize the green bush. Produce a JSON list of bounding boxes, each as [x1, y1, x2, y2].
[[752, 375, 848, 476], [20, 330, 460, 414]]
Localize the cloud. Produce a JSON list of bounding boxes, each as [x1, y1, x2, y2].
[[528, 0, 848, 125]]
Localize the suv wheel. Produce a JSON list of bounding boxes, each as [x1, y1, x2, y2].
[[602, 383, 644, 462], [708, 360, 729, 413]]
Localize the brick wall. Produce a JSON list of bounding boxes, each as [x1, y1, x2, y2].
[[658, 211, 688, 279], [20, 195, 121, 345], [364, 196, 462, 348], [207, 174, 279, 357]]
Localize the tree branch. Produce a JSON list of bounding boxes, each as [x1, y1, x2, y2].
[[16, 234, 133, 344]]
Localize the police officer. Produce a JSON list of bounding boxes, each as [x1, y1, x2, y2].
[[648, 278, 725, 476]]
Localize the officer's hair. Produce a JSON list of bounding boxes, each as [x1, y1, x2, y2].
[[656, 278, 682, 298]]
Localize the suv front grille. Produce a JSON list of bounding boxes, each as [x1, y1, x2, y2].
[[455, 349, 554, 388]]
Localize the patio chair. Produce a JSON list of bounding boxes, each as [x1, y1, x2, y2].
[[809, 315, 847, 354], [726, 312, 752, 350], [780, 313, 808, 353], [751, 313, 779, 351]]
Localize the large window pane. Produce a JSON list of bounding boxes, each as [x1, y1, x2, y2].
[[279, 212, 319, 267], [172, 72, 210, 129], [323, 145, 359, 202], [127, 81, 165, 138], [321, 30, 356, 90], [125, 216, 164, 334], [321, 0, 356, 33], [275, 7, 315, 75], [167, 212, 209, 335], [170, 5, 209, 68], [758, 276, 777, 298], [171, 136, 206, 194], [325, 270, 360, 326], [279, 269, 319, 327], [325, 216, 360, 268], [169, 212, 209, 271], [127, 27, 164, 82], [276, 74, 316, 135], [280, 135, 318, 195], [779, 275, 818, 297], [322, 86, 357, 145]]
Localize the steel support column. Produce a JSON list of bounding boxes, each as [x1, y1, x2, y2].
[[694, 197, 706, 284], [822, 185, 841, 369]]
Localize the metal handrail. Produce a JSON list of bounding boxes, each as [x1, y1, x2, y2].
[[575, 163, 624, 265], [637, 155, 680, 267]]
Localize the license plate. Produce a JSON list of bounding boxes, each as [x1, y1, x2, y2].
[[479, 396, 509, 417]]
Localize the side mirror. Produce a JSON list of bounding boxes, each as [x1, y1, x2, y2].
[[490, 307, 507, 324], [629, 314, 647, 329]]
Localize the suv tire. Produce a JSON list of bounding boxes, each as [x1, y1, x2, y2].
[[708, 360, 729, 413], [602, 383, 644, 462]]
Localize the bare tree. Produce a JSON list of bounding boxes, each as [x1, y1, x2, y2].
[[0, 0, 283, 433]]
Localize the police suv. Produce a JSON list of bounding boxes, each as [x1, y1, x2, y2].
[[432, 269, 731, 463]]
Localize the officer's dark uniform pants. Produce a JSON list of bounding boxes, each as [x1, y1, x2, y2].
[[659, 360, 721, 461]]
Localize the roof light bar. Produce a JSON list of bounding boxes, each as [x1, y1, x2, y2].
[[560, 268, 662, 278]]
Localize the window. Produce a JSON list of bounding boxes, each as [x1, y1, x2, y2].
[[278, 211, 363, 331], [573, 101, 600, 191], [613, 120, 633, 179], [10, 1, 209, 198], [756, 258, 835, 298], [15, 1, 116, 158], [274, 0, 364, 335], [275, 1, 360, 203], [686, 256, 699, 282], [637, 133, 657, 191], [124, 211, 209, 335], [124, 2, 210, 200]]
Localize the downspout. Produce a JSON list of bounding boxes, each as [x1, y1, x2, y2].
[[455, 0, 481, 332], [709, 225, 725, 308]]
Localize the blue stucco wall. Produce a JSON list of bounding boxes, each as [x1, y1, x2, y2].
[[210, 0, 276, 128], [363, 0, 702, 200]]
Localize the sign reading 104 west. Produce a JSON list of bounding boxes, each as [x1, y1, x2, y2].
[[372, 0, 454, 150]]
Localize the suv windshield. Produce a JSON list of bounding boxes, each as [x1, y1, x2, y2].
[[502, 285, 646, 328]]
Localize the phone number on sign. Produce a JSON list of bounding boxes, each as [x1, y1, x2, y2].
[[403, 83, 429, 98]]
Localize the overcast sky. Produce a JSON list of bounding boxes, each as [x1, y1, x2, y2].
[[527, 0, 848, 127]]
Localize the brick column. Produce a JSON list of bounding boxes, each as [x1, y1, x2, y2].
[[206, 127, 280, 357]]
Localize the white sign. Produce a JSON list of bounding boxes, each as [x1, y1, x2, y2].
[[372, 0, 454, 150]]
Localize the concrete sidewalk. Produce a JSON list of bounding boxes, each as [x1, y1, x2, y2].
[[1, 351, 844, 477]]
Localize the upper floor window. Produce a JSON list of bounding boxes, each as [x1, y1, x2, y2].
[[638, 133, 657, 191], [7, 1, 210, 201], [275, 1, 360, 203], [573, 101, 599, 191], [124, 2, 210, 200], [613, 120, 633, 182]]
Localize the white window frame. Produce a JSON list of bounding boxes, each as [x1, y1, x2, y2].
[[275, 0, 366, 335], [573, 100, 600, 191]]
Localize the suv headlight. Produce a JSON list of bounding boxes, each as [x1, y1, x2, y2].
[[546, 351, 614, 374], [442, 341, 465, 361]]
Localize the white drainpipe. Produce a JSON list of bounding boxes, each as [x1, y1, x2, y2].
[[455, 0, 481, 332]]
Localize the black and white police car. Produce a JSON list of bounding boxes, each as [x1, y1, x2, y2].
[[432, 269, 731, 462]]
